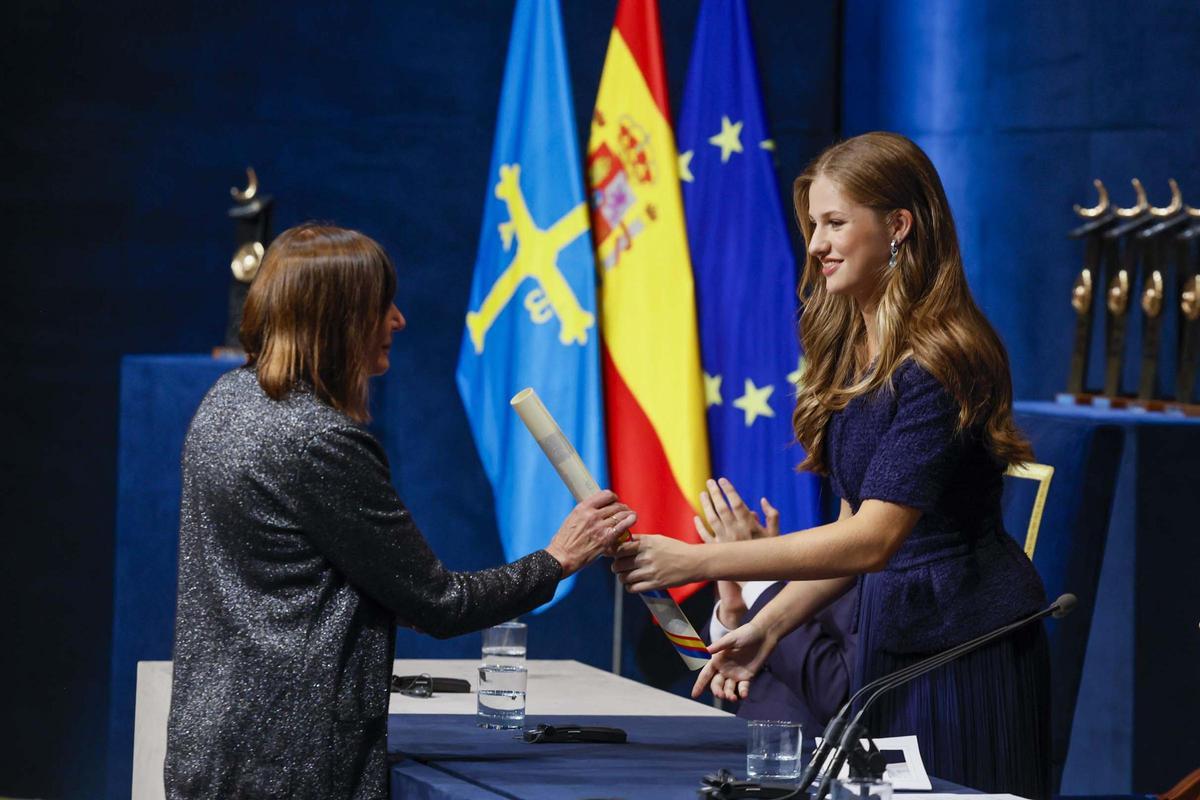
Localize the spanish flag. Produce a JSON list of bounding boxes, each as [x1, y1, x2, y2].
[[587, 0, 710, 602]]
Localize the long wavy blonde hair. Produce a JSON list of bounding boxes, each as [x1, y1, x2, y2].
[[791, 132, 1032, 474]]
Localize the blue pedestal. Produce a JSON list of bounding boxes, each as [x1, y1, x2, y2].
[[105, 355, 240, 799], [1015, 402, 1200, 793]]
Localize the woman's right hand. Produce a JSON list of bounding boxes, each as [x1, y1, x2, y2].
[[693, 477, 780, 544], [691, 620, 778, 702], [546, 490, 636, 578]]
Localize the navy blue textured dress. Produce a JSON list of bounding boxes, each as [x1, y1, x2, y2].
[[827, 360, 1050, 799]]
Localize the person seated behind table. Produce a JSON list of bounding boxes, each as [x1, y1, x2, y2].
[[614, 132, 1050, 799], [697, 477, 857, 732], [164, 223, 636, 800]]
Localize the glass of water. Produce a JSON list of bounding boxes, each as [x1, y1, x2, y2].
[[481, 620, 527, 666], [476, 664, 527, 729], [746, 720, 802, 782]]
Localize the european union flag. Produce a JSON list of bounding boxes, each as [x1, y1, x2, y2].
[[678, 0, 820, 532], [456, 0, 606, 609]]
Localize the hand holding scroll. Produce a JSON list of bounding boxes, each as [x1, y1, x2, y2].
[[546, 491, 636, 577], [611, 534, 702, 594]]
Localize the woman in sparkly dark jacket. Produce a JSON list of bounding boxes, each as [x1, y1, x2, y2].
[[613, 133, 1050, 798], [164, 223, 634, 799]]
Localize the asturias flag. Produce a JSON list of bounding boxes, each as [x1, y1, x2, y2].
[[679, 0, 821, 532], [456, 0, 606, 609], [587, 0, 711, 602]]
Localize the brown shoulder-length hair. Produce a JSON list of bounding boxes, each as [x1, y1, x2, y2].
[[240, 223, 396, 422], [791, 132, 1033, 473]]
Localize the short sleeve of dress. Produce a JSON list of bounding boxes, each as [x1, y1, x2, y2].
[[858, 362, 962, 513]]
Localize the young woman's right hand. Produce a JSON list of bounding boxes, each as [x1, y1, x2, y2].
[[693, 477, 780, 544], [546, 490, 636, 578], [691, 619, 778, 702]]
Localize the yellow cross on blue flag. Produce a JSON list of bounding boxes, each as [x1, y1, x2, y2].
[[456, 0, 606, 609], [679, 0, 821, 531]]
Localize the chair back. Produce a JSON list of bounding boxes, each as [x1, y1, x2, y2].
[[1004, 461, 1055, 558]]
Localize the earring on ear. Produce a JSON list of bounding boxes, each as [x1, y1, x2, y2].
[[888, 239, 899, 269]]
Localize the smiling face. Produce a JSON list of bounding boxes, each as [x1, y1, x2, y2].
[[805, 175, 895, 306], [369, 302, 406, 376]]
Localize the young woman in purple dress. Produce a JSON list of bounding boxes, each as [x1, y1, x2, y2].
[[613, 132, 1050, 799]]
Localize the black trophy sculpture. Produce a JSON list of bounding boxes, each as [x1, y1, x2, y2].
[[1133, 179, 1188, 400], [1065, 179, 1117, 396], [1100, 179, 1154, 397], [219, 167, 274, 355]]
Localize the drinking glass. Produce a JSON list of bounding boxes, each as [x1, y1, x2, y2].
[[481, 621, 527, 666], [476, 664, 527, 729], [746, 720, 802, 782]]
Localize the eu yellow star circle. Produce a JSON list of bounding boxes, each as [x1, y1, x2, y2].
[[679, 150, 695, 183], [787, 356, 807, 391], [733, 378, 775, 427], [708, 116, 744, 163], [704, 372, 723, 407]]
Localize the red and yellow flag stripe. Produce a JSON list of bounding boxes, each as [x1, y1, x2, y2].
[[588, 0, 710, 601]]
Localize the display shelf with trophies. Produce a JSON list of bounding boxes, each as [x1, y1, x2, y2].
[[1059, 177, 1200, 416]]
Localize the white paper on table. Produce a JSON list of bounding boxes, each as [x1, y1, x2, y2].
[[895, 795, 1028, 800], [814, 734, 932, 790]]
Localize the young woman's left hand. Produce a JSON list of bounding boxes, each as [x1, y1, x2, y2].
[[694, 477, 780, 544], [611, 534, 700, 593]]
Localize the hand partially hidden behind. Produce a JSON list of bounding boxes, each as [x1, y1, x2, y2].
[[693, 477, 780, 544], [691, 620, 777, 702], [546, 490, 636, 578]]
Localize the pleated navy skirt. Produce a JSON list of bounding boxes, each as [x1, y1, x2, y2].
[[854, 573, 1052, 800]]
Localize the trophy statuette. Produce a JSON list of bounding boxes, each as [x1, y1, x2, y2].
[[214, 167, 274, 358]]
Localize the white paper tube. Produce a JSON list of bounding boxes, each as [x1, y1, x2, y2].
[[511, 388, 601, 503], [511, 388, 709, 670]]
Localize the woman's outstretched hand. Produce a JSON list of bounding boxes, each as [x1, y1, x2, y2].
[[691, 620, 777, 701], [610, 534, 700, 593], [546, 490, 636, 578], [694, 477, 780, 544]]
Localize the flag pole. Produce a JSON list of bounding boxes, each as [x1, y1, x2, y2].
[[611, 574, 623, 674]]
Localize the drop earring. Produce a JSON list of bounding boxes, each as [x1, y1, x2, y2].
[[888, 239, 899, 269]]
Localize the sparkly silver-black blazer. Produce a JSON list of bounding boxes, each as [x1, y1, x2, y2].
[[164, 367, 561, 799]]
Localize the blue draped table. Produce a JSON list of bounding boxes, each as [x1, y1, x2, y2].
[[387, 714, 975, 800], [1013, 402, 1200, 793]]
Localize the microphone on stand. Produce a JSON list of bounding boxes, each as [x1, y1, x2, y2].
[[805, 593, 1076, 800]]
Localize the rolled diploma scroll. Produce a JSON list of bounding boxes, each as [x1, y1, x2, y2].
[[511, 388, 709, 670]]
